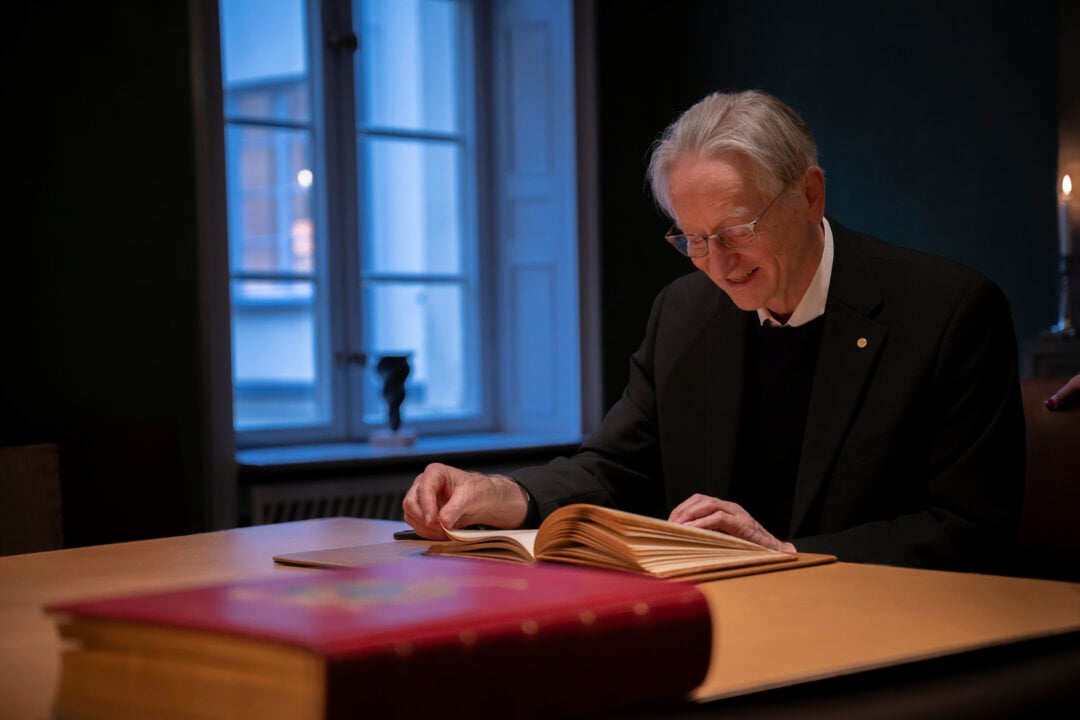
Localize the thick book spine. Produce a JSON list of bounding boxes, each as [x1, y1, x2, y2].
[[324, 590, 712, 718]]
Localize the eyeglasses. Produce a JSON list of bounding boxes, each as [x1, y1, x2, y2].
[[664, 188, 786, 257]]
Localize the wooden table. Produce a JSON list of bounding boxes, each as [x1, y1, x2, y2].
[[2, 518, 1078, 719]]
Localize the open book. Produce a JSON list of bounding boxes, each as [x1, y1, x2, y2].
[[424, 504, 835, 582]]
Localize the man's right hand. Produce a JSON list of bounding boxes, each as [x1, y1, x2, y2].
[[401, 462, 530, 540]]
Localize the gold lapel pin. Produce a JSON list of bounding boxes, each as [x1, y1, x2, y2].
[[856, 337, 868, 349]]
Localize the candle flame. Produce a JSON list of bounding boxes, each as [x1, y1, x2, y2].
[[1064, 174, 1073, 196]]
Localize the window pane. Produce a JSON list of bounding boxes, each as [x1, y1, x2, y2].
[[356, 0, 459, 133], [225, 125, 315, 275], [363, 137, 462, 274], [232, 279, 329, 429], [220, 0, 310, 123], [362, 282, 470, 425]]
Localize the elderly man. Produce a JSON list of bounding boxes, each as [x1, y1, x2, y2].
[[403, 90, 1025, 572]]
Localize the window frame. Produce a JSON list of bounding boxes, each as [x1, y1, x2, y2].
[[204, 0, 596, 454], [347, 0, 491, 438]]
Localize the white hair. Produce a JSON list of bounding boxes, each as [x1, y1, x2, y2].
[[647, 90, 819, 218]]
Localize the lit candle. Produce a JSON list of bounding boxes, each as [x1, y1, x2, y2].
[[1062, 174, 1073, 257]]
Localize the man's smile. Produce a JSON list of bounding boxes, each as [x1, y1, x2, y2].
[[727, 267, 759, 284]]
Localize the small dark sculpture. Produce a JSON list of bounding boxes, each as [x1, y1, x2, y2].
[[375, 355, 411, 432]]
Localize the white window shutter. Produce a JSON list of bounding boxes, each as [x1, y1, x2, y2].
[[492, 0, 581, 436]]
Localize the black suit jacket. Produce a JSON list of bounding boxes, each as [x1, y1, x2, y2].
[[513, 219, 1026, 572]]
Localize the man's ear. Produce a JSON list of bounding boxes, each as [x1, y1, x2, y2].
[[802, 166, 826, 224]]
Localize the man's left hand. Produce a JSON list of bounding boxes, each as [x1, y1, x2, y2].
[[668, 493, 797, 553]]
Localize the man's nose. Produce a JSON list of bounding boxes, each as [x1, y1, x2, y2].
[[706, 239, 739, 272]]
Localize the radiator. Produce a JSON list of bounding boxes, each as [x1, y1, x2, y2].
[[249, 474, 413, 525]]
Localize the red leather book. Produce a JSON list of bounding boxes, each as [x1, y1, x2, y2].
[[45, 556, 712, 719]]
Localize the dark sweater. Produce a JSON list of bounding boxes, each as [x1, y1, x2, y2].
[[730, 314, 826, 539]]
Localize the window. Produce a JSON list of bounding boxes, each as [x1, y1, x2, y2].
[[218, 0, 590, 448]]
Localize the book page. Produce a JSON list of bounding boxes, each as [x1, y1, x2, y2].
[[425, 527, 540, 563], [535, 504, 793, 579], [574, 504, 778, 551]]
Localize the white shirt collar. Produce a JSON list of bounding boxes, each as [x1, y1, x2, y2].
[[757, 218, 834, 328]]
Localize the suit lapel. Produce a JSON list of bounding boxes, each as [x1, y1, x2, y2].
[[790, 223, 887, 536]]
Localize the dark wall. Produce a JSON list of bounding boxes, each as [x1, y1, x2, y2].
[[594, 0, 1062, 408], [5, 2, 204, 546]]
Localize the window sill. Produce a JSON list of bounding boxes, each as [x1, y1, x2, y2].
[[236, 432, 583, 475]]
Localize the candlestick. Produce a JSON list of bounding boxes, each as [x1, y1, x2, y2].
[[1061, 174, 1073, 257], [1043, 175, 1075, 338]]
